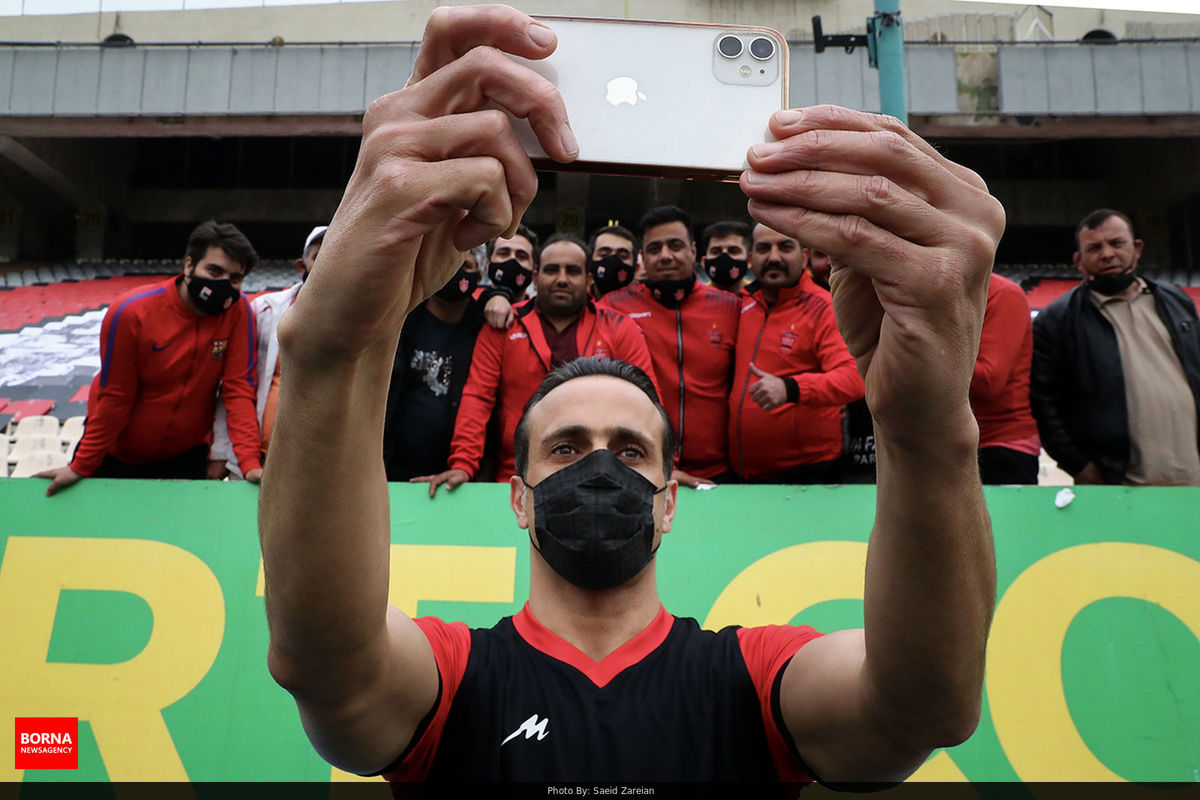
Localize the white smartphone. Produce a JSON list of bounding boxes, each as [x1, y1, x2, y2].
[[505, 17, 789, 182]]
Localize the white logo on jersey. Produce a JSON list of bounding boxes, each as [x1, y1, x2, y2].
[[629, 312, 653, 319], [509, 332, 528, 340], [501, 713, 550, 745]]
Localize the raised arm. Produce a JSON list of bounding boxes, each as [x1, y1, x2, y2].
[[741, 106, 1002, 782], [258, 5, 577, 775]]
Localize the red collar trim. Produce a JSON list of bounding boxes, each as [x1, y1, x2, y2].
[[513, 603, 674, 688]]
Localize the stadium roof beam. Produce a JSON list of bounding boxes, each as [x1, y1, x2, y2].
[[0, 136, 93, 208]]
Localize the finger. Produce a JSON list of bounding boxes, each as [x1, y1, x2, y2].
[[379, 110, 540, 238], [382, 46, 577, 164], [387, 157, 517, 253], [407, 5, 557, 86], [749, 362, 766, 377], [745, 129, 993, 233], [763, 106, 988, 192], [743, 168, 945, 251]]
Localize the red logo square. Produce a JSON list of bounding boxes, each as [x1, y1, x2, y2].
[[14, 717, 78, 770]]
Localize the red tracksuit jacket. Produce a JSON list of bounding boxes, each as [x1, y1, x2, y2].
[[600, 280, 739, 479], [729, 277, 864, 479], [971, 273, 1039, 451], [448, 301, 656, 481], [70, 276, 262, 476]]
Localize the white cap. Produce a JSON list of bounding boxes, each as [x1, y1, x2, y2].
[[304, 225, 328, 254]]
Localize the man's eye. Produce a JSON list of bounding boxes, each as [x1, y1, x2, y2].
[[551, 444, 575, 456], [618, 447, 644, 460]]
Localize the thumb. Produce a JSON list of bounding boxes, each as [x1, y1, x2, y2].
[[749, 362, 767, 377]]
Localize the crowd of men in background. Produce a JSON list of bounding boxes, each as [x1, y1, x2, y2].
[[35, 205, 1200, 496]]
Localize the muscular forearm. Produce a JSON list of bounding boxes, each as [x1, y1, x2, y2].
[[865, 407, 995, 744], [259, 315, 399, 699]]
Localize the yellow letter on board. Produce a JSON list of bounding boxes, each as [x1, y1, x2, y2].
[[0, 537, 225, 781]]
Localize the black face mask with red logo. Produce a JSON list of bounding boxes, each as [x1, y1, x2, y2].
[[703, 252, 747, 287], [434, 264, 480, 302], [644, 273, 696, 309], [186, 274, 240, 315], [488, 258, 533, 295], [590, 254, 635, 297]]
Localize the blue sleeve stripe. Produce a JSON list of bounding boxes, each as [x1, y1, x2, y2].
[[100, 287, 167, 388]]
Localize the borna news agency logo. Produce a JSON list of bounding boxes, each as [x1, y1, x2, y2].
[[14, 717, 78, 770]]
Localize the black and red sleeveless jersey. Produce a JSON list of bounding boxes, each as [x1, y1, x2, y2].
[[384, 604, 822, 789]]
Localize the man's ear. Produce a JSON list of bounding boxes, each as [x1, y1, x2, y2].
[[1072, 252, 1083, 273], [659, 479, 679, 534], [183, 257, 194, 278], [510, 475, 530, 530]]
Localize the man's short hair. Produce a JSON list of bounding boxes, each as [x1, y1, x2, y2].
[[1075, 208, 1135, 250], [488, 223, 541, 267], [186, 221, 258, 275], [700, 220, 751, 254], [539, 233, 589, 267], [586, 224, 638, 257], [513, 358, 677, 482], [639, 205, 693, 242]]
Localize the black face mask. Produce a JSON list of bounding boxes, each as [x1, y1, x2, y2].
[[644, 274, 696, 309], [186, 274, 240, 315], [488, 258, 533, 295], [590, 254, 635, 296], [435, 265, 479, 302], [1087, 268, 1137, 296], [703, 252, 747, 287], [525, 449, 666, 591]]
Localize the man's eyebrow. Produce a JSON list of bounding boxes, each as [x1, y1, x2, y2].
[[538, 424, 656, 450]]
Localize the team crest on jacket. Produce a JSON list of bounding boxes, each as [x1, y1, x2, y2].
[[709, 325, 723, 348], [592, 340, 610, 359], [779, 327, 797, 354], [210, 339, 228, 360]]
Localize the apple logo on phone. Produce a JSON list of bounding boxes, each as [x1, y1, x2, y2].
[[605, 76, 648, 106]]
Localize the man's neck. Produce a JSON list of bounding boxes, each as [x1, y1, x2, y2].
[[527, 557, 662, 662], [426, 295, 468, 323], [538, 305, 583, 332]]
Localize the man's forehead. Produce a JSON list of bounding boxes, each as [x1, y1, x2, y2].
[[201, 247, 245, 275], [527, 376, 663, 443], [541, 241, 586, 264], [643, 221, 690, 242], [595, 233, 633, 250], [1082, 217, 1132, 242], [495, 235, 532, 252], [752, 224, 793, 245], [709, 233, 746, 249]]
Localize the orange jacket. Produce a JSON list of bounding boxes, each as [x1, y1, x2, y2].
[[448, 301, 657, 481], [971, 274, 1039, 451], [600, 280, 739, 478], [729, 277, 864, 479], [70, 276, 260, 475]]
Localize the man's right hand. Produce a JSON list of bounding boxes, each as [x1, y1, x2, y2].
[[34, 466, 84, 497], [284, 6, 578, 363], [1074, 462, 1104, 485], [484, 294, 516, 329], [411, 468, 470, 497]]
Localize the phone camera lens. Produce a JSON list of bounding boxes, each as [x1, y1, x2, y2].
[[718, 35, 743, 58], [749, 36, 775, 60]]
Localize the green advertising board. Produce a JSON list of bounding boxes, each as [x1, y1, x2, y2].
[[1, 479, 1198, 785]]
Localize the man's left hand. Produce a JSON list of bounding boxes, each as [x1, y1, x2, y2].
[[207, 459, 229, 480], [747, 362, 789, 411], [244, 467, 263, 483]]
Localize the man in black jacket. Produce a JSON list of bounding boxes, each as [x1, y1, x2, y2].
[[383, 245, 488, 481], [1031, 208, 1200, 485]]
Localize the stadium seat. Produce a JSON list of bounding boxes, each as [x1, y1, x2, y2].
[[12, 415, 60, 438], [11, 450, 69, 478], [7, 435, 62, 465], [59, 415, 85, 446], [3, 400, 56, 426]]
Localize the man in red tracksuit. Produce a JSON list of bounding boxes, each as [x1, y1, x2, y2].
[[600, 206, 740, 487], [417, 234, 656, 491], [971, 273, 1040, 484], [38, 221, 264, 496], [729, 224, 865, 482]]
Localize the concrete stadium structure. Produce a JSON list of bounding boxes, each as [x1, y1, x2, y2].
[[0, 0, 1198, 280]]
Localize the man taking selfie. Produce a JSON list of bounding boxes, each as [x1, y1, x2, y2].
[[260, 4, 1003, 787]]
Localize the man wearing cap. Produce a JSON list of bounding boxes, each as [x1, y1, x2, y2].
[[211, 224, 325, 478]]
